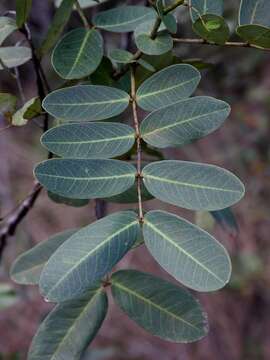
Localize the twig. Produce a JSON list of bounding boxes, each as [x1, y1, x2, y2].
[[130, 65, 143, 222], [75, 0, 90, 29], [164, 0, 184, 15], [0, 183, 42, 259], [173, 37, 270, 51]]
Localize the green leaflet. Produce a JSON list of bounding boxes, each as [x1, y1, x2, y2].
[[42, 85, 130, 122], [239, 0, 270, 27], [189, 0, 224, 22], [111, 270, 208, 342], [193, 14, 230, 45], [28, 288, 108, 360], [0, 47, 31, 69], [16, 0, 32, 27], [93, 6, 156, 33], [136, 64, 201, 111], [134, 20, 173, 56], [140, 96, 230, 148], [40, 211, 140, 302], [142, 160, 245, 211], [0, 17, 17, 45], [237, 24, 270, 48], [143, 210, 231, 292], [38, 0, 76, 57], [34, 158, 136, 199], [41, 122, 135, 159], [109, 49, 134, 64], [52, 28, 103, 80], [10, 230, 77, 285]]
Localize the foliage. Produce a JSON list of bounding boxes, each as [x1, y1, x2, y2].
[[2, 0, 269, 358]]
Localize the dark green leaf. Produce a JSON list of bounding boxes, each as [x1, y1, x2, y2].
[[192, 14, 230, 45], [143, 210, 231, 292], [111, 270, 208, 342], [134, 20, 173, 56], [40, 211, 140, 302], [236, 24, 270, 48], [52, 28, 103, 80], [34, 158, 136, 199], [10, 230, 76, 285], [38, 0, 76, 57], [41, 122, 135, 159], [136, 64, 201, 111], [140, 96, 230, 148], [16, 0, 32, 27], [42, 85, 130, 122], [142, 160, 245, 211], [93, 6, 156, 32], [28, 287, 108, 360]]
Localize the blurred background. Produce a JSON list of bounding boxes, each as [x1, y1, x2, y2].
[[1, 0, 270, 359]]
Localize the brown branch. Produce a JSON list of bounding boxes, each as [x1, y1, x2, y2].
[[0, 26, 52, 260], [0, 183, 42, 259], [173, 37, 270, 51], [130, 65, 143, 222]]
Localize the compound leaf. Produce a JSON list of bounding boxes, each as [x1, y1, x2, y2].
[[40, 211, 140, 302], [10, 229, 77, 285], [42, 85, 130, 122], [52, 28, 103, 80], [28, 287, 108, 360], [34, 158, 136, 199], [140, 96, 230, 148], [93, 6, 156, 33], [111, 270, 208, 342], [136, 64, 201, 111], [142, 160, 245, 211], [41, 122, 135, 159], [143, 210, 231, 292]]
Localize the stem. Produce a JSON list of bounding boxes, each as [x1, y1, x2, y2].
[[173, 37, 270, 51], [164, 0, 185, 15], [75, 0, 90, 29], [130, 65, 143, 222]]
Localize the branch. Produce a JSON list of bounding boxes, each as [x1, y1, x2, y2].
[[75, 0, 90, 29], [130, 65, 143, 222], [173, 37, 270, 51], [0, 25, 52, 260], [0, 183, 42, 259]]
